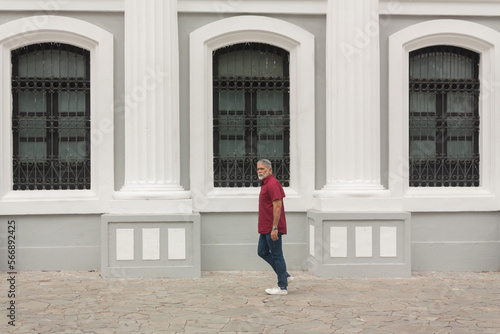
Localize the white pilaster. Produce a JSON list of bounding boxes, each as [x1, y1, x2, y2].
[[315, 0, 394, 211], [322, 0, 384, 193], [114, 0, 190, 211]]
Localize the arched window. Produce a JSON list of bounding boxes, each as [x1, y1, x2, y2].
[[190, 16, 315, 211], [212, 43, 290, 188], [11, 43, 91, 190], [409, 45, 480, 187]]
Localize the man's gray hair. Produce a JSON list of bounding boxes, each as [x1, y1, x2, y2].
[[257, 159, 272, 169]]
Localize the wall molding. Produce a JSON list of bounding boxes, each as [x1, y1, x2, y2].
[[0, 0, 500, 16], [388, 19, 500, 211], [0, 0, 123, 12], [380, 0, 500, 16], [189, 15, 315, 212], [178, 0, 326, 14], [0, 15, 114, 214]]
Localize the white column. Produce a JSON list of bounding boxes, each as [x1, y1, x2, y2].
[[114, 0, 190, 211], [322, 0, 384, 193]]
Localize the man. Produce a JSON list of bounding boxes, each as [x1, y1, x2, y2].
[[256, 159, 292, 295]]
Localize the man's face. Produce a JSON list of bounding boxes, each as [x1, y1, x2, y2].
[[257, 163, 271, 180]]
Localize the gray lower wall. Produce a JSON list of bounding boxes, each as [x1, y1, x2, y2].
[[0, 212, 308, 272], [200, 212, 308, 271], [411, 212, 500, 271], [2, 211, 499, 273], [0, 215, 101, 271], [201, 210, 500, 273], [101, 213, 201, 278]]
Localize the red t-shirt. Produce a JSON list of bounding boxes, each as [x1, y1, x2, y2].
[[258, 174, 287, 234]]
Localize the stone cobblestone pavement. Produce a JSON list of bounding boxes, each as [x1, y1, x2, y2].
[[1, 270, 500, 333]]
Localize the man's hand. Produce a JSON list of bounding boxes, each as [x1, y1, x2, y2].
[[271, 229, 279, 241]]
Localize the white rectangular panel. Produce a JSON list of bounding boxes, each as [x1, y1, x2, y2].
[[309, 225, 315, 256], [355, 226, 372, 258], [330, 226, 347, 258], [168, 228, 186, 260], [380, 226, 397, 257], [142, 228, 160, 260], [116, 228, 134, 261]]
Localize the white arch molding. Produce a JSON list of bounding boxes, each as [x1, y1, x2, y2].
[[389, 19, 500, 211], [190, 15, 315, 212], [0, 16, 114, 214]]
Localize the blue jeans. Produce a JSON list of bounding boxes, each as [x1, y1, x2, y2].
[[257, 232, 289, 289]]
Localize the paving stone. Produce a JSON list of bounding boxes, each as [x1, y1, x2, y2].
[[1, 271, 500, 333], [221, 319, 265, 332]]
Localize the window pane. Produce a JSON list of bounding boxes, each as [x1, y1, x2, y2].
[[218, 140, 245, 159], [59, 117, 87, 137], [257, 91, 283, 111], [19, 142, 47, 162], [447, 93, 474, 113], [218, 50, 284, 77], [410, 140, 435, 158], [59, 92, 86, 113], [218, 116, 244, 136], [258, 139, 284, 157], [18, 92, 46, 113], [59, 49, 87, 77], [447, 117, 474, 137], [410, 47, 476, 80], [409, 116, 434, 138], [59, 141, 87, 162], [447, 141, 473, 158], [17, 48, 87, 78], [18, 117, 46, 138], [410, 92, 435, 114], [257, 115, 284, 136]]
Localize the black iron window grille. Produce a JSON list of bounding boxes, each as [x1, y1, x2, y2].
[[11, 43, 91, 190], [409, 45, 480, 187], [213, 43, 290, 188]]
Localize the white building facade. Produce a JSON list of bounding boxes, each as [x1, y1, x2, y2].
[[1, 0, 500, 277]]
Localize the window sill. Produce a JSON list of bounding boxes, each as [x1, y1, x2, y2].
[[403, 187, 497, 211], [193, 187, 311, 212], [0, 190, 110, 215]]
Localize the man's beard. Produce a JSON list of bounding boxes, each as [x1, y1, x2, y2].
[[258, 170, 270, 180]]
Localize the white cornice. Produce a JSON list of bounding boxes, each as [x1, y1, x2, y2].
[[2, 1, 500, 16], [379, 0, 500, 16], [178, 0, 326, 14], [181, 0, 500, 16], [0, 0, 124, 12]]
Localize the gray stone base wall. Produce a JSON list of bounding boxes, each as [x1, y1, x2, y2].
[[411, 212, 500, 272], [3, 211, 499, 275], [0, 215, 101, 271], [101, 213, 201, 278], [307, 210, 412, 278], [200, 212, 308, 271]]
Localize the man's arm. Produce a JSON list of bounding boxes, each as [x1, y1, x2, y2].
[[271, 199, 282, 241]]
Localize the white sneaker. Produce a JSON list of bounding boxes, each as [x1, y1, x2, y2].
[[287, 276, 294, 285], [265, 287, 288, 295]]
